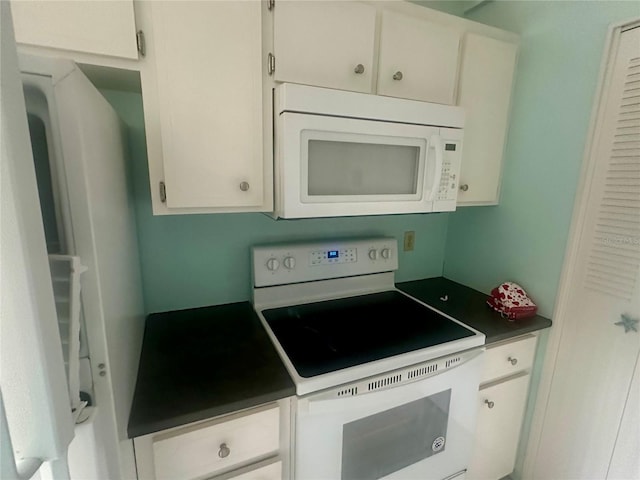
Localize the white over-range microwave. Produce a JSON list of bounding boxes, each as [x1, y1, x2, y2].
[[271, 83, 465, 219]]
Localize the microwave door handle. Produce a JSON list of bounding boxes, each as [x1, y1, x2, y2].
[[428, 134, 444, 202]]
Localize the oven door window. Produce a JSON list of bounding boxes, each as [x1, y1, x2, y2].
[[341, 389, 451, 480]]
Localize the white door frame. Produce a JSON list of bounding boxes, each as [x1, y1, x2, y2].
[[522, 17, 640, 479]]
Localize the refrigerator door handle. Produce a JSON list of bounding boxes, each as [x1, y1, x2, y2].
[[1, 391, 72, 480], [1, 391, 44, 480]]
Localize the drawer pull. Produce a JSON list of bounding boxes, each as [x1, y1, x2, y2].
[[218, 443, 230, 458], [393, 71, 403, 81], [354, 64, 365, 74], [484, 399, 495, 409], [508, 356, 518, 366]]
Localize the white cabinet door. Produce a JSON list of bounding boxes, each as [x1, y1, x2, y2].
[[467, 374, 530, 480], [273, 1, 377, 94], [11, 0, 138, 59], [226, 460, 282, 480], [607, 351, 640, 480], [144, 1, 268, 211], [457, 33, 517, 205], [377, 10, 460, 104]]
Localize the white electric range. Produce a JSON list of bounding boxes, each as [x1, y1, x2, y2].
[[252, 237, 485, 480]]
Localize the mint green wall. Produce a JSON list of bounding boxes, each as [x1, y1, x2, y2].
[[100, 90, 450, 314], [444, 0, 639, 318], [442, 3, 639, 479], [411, 1, 471, 16]]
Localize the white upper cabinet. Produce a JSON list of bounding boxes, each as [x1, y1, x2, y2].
[[274, 1, 377, 94], [138, 1, 272, 214], [457, 33, 518, 205], [272, 2, 461, 104], [11, 0, 138, 60], [377, 11, 460, 104]]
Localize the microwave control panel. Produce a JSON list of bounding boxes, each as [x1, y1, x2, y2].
[[253, 238, 398, 287], [434, 139, 463, 210]]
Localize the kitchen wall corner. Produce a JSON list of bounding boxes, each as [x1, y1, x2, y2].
[[443, 0, 639, 319], [441, 3, 640, 480]]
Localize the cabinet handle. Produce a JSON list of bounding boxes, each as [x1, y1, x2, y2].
[[354, 64, 365, 74], [239, 181, 250, 192], [459, 184, 469, 192], [218, 443, 230, 458], [484, 399, 495, 409], [392, 71, 403, 81], [508, 356, 518, 366]]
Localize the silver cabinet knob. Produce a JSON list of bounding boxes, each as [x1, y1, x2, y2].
[[459, 184, 469, 192], [508, 356, 518, 366], [484, 399, 495, 409], [239, 181, 250, 192], [218, 443, 230, 458], [393, 71, 403, 81], [354, 64, 365, 74]]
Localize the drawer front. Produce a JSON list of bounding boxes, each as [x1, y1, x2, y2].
[[481, 335, 537, 384], [226, 460, 282, 480], [153, 405, 280, 480]]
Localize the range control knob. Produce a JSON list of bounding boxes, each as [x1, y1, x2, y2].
[[283, 256, 296, 270], [368, 249, 378, 260], [381, 248, 392, 260], [266, 258, 280, 272]]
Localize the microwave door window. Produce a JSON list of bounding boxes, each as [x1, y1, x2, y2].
[[307, 140, 420, 196]]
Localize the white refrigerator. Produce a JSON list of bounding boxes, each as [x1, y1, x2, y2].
[[1, 3, 145, 479]]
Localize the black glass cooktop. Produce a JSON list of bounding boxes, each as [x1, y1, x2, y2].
[[262, 290, 475, 378]]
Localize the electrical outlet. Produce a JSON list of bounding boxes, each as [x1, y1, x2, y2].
[[404, 231, 415, 251]]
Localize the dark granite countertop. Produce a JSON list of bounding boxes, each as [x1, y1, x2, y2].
[[127, 302, 295, 438], [128, 277, 551, 438], [397, 277, 552, 345]]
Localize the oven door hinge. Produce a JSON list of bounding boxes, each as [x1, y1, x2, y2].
[[159, 181, 167, 203], [267, 0, 275, 11], [267, 53, 275, 76], [136, 30, 146, 57]]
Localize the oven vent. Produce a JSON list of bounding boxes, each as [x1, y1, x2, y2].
[[407, 363, 438, 379], [367, 374, 402, 392], [445, 356, 461, 368], [336, 386, 358, 397]]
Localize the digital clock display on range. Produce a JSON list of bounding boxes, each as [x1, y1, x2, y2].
[[327, 250, 339, 259]]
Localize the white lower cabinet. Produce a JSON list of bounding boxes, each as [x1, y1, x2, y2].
[[133, 401, 290, 480], [224, 459, 282, 480], [467, 334, 538, 480]]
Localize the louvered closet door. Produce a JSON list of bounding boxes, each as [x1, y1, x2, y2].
[[531, 27, 640, 480]]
